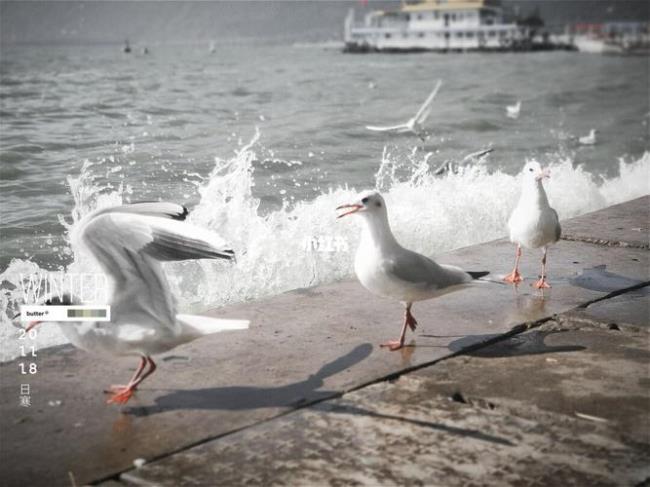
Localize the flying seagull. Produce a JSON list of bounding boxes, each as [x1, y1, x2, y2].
[[366, 80, 443, 141], [21, 202, 249, 404], [578, 129, 597, 145], [337, 191, 489, 350], [504, 161, 561, 288], [506, 100, 521, 119]]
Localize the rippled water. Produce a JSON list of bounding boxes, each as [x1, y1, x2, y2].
[[0, 43, 648, 359]]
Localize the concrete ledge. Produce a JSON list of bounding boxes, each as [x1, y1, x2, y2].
[[1, 197, 648, 486], [560, 195, 649, 249]]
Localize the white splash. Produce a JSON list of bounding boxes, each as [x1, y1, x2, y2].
[[1, 130, 648, 361]]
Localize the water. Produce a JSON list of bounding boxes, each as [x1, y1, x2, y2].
[[1, 43, 649, 360]]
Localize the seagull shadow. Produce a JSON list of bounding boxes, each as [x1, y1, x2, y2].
[[126, 343, 373, 416], [313, 402, 514, 446], [448, 330, 586, 358]]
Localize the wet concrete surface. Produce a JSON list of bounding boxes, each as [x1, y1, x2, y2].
[[1, 198, 649, 486]]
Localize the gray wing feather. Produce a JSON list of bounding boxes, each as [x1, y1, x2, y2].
[[383, 249, 468, 290], [79, 211, 234, 330], [552, 208, 562, 241], [80, 215, 178, 328], [94, 202, 189, 221]]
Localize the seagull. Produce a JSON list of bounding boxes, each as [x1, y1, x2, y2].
[[433, 148, 494, 176], [21, 202, 249, 404], [337, 191, 489, 350], [506, 100, 521, 119], [578, 129, 597, 145], [461, 147, 493, 165], [366, 80, 442, 141], [504, 161, 561, 289]]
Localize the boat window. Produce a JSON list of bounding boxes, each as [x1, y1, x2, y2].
[[418, 32, 425, 38], [451, 13, 456, 21], [488, 31, 496, 37], [456, 32, 463, 37], [417, 14, 422, 20], [466, 32, 474, 37], [385, 33, 392, 38]]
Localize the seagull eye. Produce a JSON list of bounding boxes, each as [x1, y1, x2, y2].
[[529, 168, 534, 172], [361, 197, 369, 204]]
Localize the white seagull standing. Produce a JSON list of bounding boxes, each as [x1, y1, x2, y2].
[[578, 129, 597, 145], [506, 100, 521, 119], [337, 191, 489, 350], [504, 161, 561, 288], [23, 202, 249, 404], [366, 80, 442, 141]]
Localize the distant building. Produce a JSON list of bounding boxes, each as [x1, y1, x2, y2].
[[344, 0, 522, 52]]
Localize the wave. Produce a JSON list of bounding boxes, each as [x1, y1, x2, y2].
[[1, 130, 648, 361]]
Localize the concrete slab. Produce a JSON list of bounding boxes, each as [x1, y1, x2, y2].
[[560, 195, 649, 249], [121, 300, 650, 486], [571, 286, 650, 329], [1, 200, 648, 486], [121, 374, 650, 487]]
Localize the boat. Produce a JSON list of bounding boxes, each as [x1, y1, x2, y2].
[[571, 22, 650, 55], [344, 0, 522, 52]]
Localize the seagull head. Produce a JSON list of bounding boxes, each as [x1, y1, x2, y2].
[[336, 190, 387, 220], [522, 160, 550, 183], [14, 293, 75, 332]]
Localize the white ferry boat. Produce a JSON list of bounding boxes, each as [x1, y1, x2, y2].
[[344, 0, 522, 52]]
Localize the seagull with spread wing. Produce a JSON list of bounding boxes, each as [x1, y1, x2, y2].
[[21, 202, 249, 404], [366, 80, 442, 141]]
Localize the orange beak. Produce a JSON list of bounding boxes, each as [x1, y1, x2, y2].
[[536, 167, 551, 181], [336, 204, 363, 219], [25, 321, 41, 332]]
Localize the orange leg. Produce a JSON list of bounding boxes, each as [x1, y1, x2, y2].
[[381, 303, 415, 351], [504, 245, 523, 284], [104, 356, 147, 393], [107, 356, 157, 405], [533, 247, 551, 289]]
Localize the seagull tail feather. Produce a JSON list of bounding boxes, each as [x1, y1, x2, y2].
[[177, 314, 249, 337]]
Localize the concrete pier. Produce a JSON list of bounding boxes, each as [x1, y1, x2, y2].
[[1, 196, 648, 486]]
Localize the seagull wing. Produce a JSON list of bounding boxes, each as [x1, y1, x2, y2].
[[551, 208, 562, 242], [382, 248, 470, 292], [366, 123, 411, 132], [461, 148, 494, 164], [79, 208, 234, 330], [94, 201, 189, 221], [414, 79, 442, 125]]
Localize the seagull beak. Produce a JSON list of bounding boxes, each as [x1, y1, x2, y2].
[[336, 203, 363, 219], [536, 167, 551, 181], [25, 321, 41, 332]]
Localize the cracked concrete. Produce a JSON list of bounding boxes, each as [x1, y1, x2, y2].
[[119, 294, 650, 487]]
